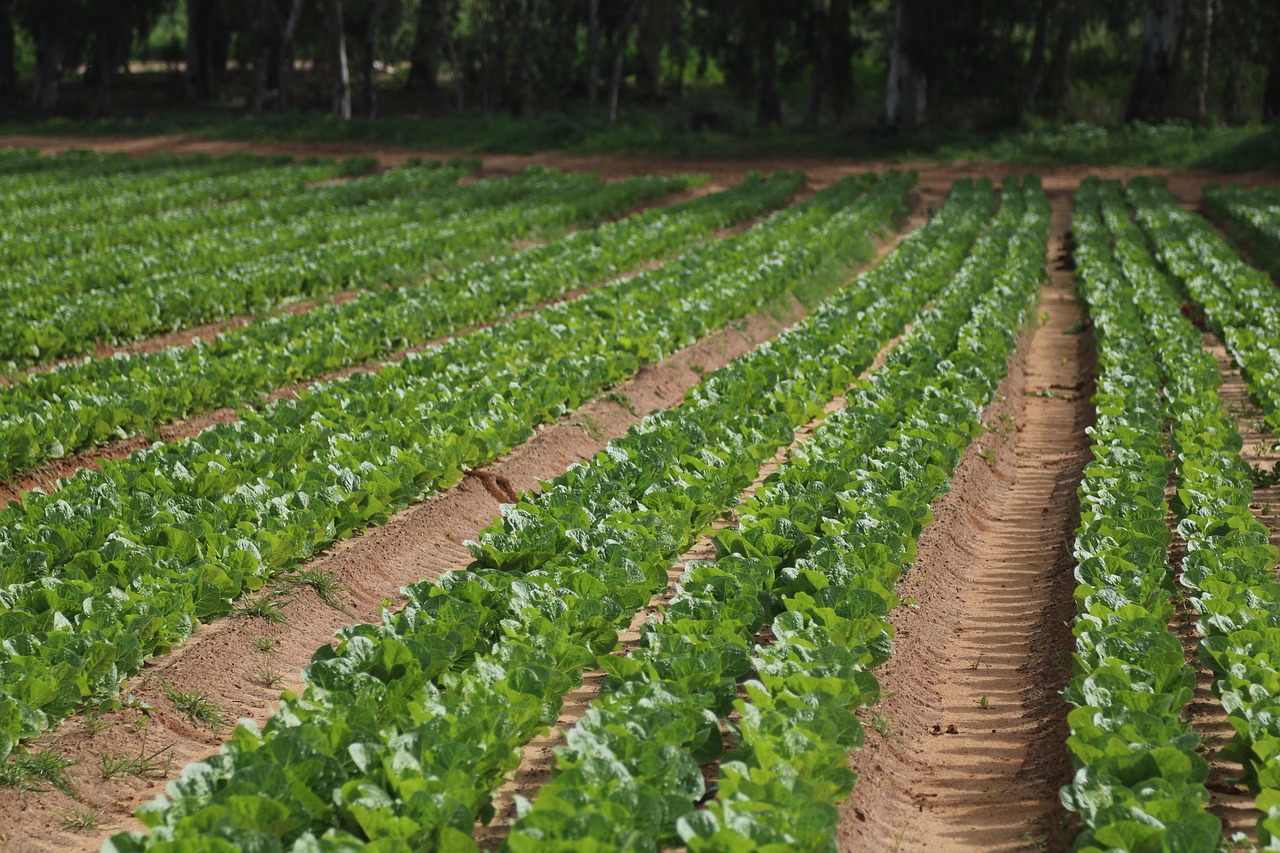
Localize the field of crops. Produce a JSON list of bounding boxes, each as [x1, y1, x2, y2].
[[0, 144, 1279, 852]]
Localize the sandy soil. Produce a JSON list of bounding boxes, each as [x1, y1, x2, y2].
[[838, 191, 1091, 853]]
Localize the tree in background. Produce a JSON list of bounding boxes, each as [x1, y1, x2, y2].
[[0, 0, 1277, 128]]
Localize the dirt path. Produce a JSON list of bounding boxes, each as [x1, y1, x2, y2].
[[5, 132, 1278, 200], [0, 212, 919, 853], [837, 191, 1090, 852]]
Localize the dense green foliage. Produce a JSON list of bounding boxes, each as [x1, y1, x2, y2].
[[0, 172, 909, 768]]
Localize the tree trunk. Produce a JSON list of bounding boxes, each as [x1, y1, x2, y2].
[[587, 0, 601, 112], [329, 0, 351, 119], [408, 0, 441, 93], [636, 0, 663, 101], [363, 1, 384, 118], [1021, 0, 1053, 115], [32, 26, 61, 111], [884, 2, 925, 129], [1041, 3, 1077, 114], [0, 0, 14, 96], [1126, 0, 1185, 122], [505, 0, 534, 115], [96, 31, 113, 114], [1266, 18, 1280, 120], [827, 0, 853, 120], [277, 0, 305, 111], [755, 7, 782, 127], [1196, 0, 1213, 121], [440, 3, 464, 110], [185, 0, 205, 99], [608, 0, 644, 125], [250, 46, 268, 114]]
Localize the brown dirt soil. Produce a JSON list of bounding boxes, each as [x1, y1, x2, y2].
[[0, 212, 917, 852], [5, 133, 1279, 204], [838, 191, 1090, 853], [472, 218, 925, 850]]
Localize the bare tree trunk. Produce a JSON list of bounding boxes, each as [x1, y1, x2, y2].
[[505, 0, 534, 115], [587, 0, 601, 112], [95, 31, 113, 114], [636, 0, 663, 101], [277, 0, 305, 111], [250, 45, 268, 114], [185, 0, 204, 98], [608, 0, 644, 125], [363, 0, 384, 118], [440, 3, 464, 110], [1126, 0, 1184, 121], [755, 6, 782, 126], [884, 2, 925, 129], [407, 0, 441, 93], [0, 0, 15, 96], [827, 0, 853, 120], [801, 0, 829, 129], [1041, 3, 1077, 114], [1266, 18, 1280, 120], [1196, 0, 1213, 121], [329, 0, 352, 119], [32, 26, 61, 111], [1021, 0, 1053, 115]]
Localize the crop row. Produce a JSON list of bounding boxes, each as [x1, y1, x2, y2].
[[1127, 179, 1280, 439], [3, 155, 373, 242], [505, 176, 1047, 852], [103, 170, 983, 853], [0, 161, 472, 307], [0, 172, 907, 763], [0, 170, 684, 369], [0, 147, 294, 181], [1109, 180, 1280, 845], [0, 152, 299, 219], [0, 157, 469, 269], [1062, 178, 1219, 850], [0, 172, 792, 484], [1204, 184, 1280, 281]]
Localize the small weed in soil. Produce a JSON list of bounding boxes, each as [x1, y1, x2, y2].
[[59, 807, 103, 831], [0, 750, 76, 798], [161, 682, 229, 730], [232, 591, 291, 625], [281, 567, 349, 614], [96, 742, 175, 781]]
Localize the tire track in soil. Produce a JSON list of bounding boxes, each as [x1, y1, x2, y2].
[[837, 192, 1088, 853], [1171, 327, 1280, 841], [0, 216, 920, 853], [0, 203, 787, 508], [472, 259, 926, 851]]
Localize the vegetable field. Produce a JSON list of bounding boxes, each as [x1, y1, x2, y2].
[[0, 142, 1279, 853]]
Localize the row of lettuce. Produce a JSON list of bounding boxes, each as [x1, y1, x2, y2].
[[513, 176, 1048, 852], [101, 174, 1049, 852], [0, 165, 687, 369], [0, 172, 904, 767], [1063, 177, 1280, 849], [1204, 183, 1280, 285], [0, 171, 794, 484]]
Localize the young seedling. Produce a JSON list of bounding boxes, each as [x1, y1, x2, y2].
[[252, 636, 279, 654]]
